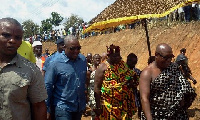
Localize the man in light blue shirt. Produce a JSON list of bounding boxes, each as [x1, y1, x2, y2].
[[45, 35, 87, 120], [42, 38, 65, 75]]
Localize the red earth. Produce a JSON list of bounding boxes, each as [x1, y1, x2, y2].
[[43, 21, 200, 120]]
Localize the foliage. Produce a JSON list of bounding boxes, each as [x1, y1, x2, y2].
[[41, 18, 52, 33], [63, 14, 84, 30], [22, 20, 39, 39], [40, 12, 64, 33], [51, 12, 64, 26]]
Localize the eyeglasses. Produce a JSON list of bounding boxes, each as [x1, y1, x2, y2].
[[69, 46, 81, 51], [157, 52, 175, 60]]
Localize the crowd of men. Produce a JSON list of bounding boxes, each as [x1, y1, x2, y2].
[[24, 4, 200, 61], [28, 3, 200, 45], [0, 17, 197, 120]]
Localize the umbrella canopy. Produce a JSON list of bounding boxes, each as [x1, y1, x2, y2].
[[84, 0, 200, 33]]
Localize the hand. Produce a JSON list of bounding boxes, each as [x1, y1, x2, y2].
[[47, 113, 51, 120], [192, 80, 197, 85]]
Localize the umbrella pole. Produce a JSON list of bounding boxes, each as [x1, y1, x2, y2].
[[143, 19, 151, 58]]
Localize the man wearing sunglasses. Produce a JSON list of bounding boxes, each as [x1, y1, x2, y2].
[[42, 38, 65, 76], [45, 35, 87, 120], [139, 43, 196, 120]]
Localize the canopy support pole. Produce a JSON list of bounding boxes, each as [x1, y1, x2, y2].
[[143, 19, 151, 58]]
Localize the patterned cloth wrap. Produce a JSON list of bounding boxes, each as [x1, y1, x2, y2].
[[88, 70, 96, 118], [100, 60, 138, 120], [141, 63, 197, 120]]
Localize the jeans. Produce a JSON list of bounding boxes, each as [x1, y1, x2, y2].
[[55, 107, 83, 120]]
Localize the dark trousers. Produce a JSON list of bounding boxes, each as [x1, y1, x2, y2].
[[55, 106, 83, 120], [183, 5, 192, 22]]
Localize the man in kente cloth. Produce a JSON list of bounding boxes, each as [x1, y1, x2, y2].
[[139, 43, 196, 120], [94, 44, 138, 120]]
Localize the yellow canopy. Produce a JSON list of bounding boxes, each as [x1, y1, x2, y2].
[[84, 0, 200, 33]]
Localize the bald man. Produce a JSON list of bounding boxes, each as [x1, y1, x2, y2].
[[139, 43, 196, 120]]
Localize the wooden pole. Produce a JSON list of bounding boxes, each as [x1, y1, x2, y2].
[[143, 19, 151, 58]]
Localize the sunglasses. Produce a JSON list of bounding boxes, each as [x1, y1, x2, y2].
[[157, 52, 175, 60], [69, 46, 81, 51]]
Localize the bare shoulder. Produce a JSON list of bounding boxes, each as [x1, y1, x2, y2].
[[95, 62, 107, 80], [97, 62, 107, 72], [140, 62, 160, 83], [141, 64, 153, 75], [140, 63, 156, 83], [95, 63, 107, 84]]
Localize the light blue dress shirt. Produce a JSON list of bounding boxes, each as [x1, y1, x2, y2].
[[43, 51, 60, 71], [45, 52, 87, 113]]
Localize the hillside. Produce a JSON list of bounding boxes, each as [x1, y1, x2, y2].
[[79, 22, 200, 80], [43, 21, 200, 119]]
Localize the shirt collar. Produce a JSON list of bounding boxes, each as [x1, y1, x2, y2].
[[9, 54, 22, 68]]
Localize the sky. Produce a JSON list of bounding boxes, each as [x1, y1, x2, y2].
[[1, 0, 115, 27]]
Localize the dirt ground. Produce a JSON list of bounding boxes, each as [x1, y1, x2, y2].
[[43, 21, 200, 120]]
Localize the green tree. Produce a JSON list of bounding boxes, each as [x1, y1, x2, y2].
[[63, 14, 84, 30], [50, 12, 64, 27], [22, 20, 39, 39], [40, 18, 52, 34], [40, 12, 63, 34]]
